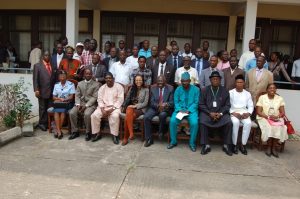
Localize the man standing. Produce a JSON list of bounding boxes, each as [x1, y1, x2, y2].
[[174, 56, 199, 86], [29, 41, 42, 70], [86, 54, 107, 85], [199, 71, 232, 156], [167, 72, 200, 152], [130, 56, 152, 86], [167, 45, 183, 69], [191, 48, 210, 77], [223, 56, 245, 91], [216, 50, 230, 70], [33, 50, 56, 131], [199, 55, 224, 88], [101, 41, 111, 60], [146, 46, 158, 69], [51, 43, 65, 69], [144, 76, 174, 147], [244, 46, 268, 72], [90, 72, 124, 144], [230, 75, 254, 155], [138, 40, 151, 58], [68, 68, 100, 141], [246, 56, 273, 104], [291, 57, 300, 83], [73, 42, 84, 61], [202, 40, 214, 59], [117, 40, 126, 52], [103, 47, 119, 71], [81, 39, 101, 68], [110, 50, 131, 87], [180, 43, 194, 59], [238, 39, 256, 70]]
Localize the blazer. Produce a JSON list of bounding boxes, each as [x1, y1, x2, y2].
[[246, 68, 273, 104], [122, 87, 149, 113], [86, 64, 107, 84], [199, 68, 224, 89], [146, 57, 159, 69], [33, 62, 56, 99], [51, 53, 66, 70], [150, 84, 174, 112], [167, 55, 183, 69], [103, 56, 119, 71], [191, 58, 210, 71], [151, 63, 175, 86], [223, 67, 245, 91], [75, 79, 100, 108]]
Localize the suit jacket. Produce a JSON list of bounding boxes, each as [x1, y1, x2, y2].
[[191, 58, 210, 71], [86, 64, 107, 84], [75, 79, 100, 107], [103, 56, 119, 71], [122, 87, 149, 113], [246, 68, 273, 104], [146, 57, 158, 69], [223, 67, 245, 91], [150, 84, 174, 112], [51, 53, 66, 69], [167, 55, 183, 69], [199, 68, 224, 89], [151, 63, 175, 86], [33, 62, 56, 99]]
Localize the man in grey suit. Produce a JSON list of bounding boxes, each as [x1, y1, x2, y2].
[[33, 50, 56, 131], [86, 54, 107, 85], [199, 55, 224, 89], [144, 75, 174, 147], [152, 50, 175, 86], [146, 46, 158, 69], [68, 68, 100, 141]]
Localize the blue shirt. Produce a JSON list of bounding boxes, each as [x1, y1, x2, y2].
[[245, 58, 268, 73], [138, 48, 151, 58], [53, 80, 76, 99]]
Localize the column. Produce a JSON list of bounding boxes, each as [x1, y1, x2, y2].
[[66, 0, 79, 47], [227, 16, 237, 51], [93, 10, 101, 51], [242, 0, 258, 53]]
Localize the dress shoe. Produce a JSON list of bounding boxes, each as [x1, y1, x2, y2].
[[112, 135, 119, 145], [272, 149, 279, 158], [129, 136, 135, 140], [189, 145, 196, 152], [200, 145, 211, 155], [85, 133, 92, 141], [68, 132, 79, 140], [167, 143, 177, 149], [265, 146, 272, 157], [222, 145, 232, 156], [144, 139, 153, 147], [38, 124, 47, 131], [121, 140, 128, 146], [91, 133, 102, 142], [58, 133, 63, 140], [232, 145, 238, 154], [239, 145, 248, 155], [53, 132, 58, 139]]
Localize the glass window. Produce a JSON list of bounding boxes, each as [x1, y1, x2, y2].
[[38, 16, 62, 31], [134, 36, 158, 47], [167, 37, 192, 51], [79, 17, 89, 32], [39, 33, 61, 54], [79, 33, 92, 43], [10, 32, 31, 62], [9, 16, 31, 31], [201, 21, 228, 39], [134, 18, 159, 35], [167, 19, 193, 37], [269, 43, 295, 57], [200, 39, 226, 55], [101, 34, 126, 51], [102, 16, 127, 33], [272, 26, 296, 42]]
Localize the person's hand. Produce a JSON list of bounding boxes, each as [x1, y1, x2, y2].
[[232, 112, 242, 119], [209, 112, 217, 120], [101, 107, 108, 117], [291, 80, 297, 84], [80, 105, 86, 113], [269, 115, 279, 121], [35, 91, 40, 98], [242, 113, 251, 119]]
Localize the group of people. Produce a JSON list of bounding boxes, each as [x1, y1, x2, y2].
[[32, 37, 290, 158]]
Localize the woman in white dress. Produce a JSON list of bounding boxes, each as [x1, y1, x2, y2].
[[256, 83, 288, 158]]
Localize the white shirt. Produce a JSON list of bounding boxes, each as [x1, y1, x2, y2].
[[238, 51, 255, 70], [157, 63, 166, 77], [292, 59, 300, 78], [180, 52, 195, 60], [109, 61, 132, 85], [73, 53, 81, 61], [29, 48, 41, 69], [56, 53, 64, 68], [229, 89, 254, 114], [175, 66, 199, 85], [126, 56, 139, 70]]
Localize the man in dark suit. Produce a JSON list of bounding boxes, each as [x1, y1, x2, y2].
[[51, 43, 65, 70], [86, 54, 107, 85], [152, 50, 175, 86], [103, 47, 119, 71], [146, 46, 158, 69], [144, 75, 174, 147], [191, 48, 210, 77], [33, 50, 56, 131], [167, 45, 183, 69]]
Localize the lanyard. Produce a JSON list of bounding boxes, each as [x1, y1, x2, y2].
[[210, 86, 219, 101]]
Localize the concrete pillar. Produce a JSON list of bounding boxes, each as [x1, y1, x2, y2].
[[93, 10, 101, 51], [242, 0, 258, 53], [227, 16, 237, 51], [66, 0, 79, 47]]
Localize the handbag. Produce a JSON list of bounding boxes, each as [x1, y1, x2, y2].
[[53, 101, 70, 109], [283, 115, 295, 135], [267, 119, 284, 126]]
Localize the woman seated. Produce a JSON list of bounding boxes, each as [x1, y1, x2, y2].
[[256, 83, 288, 158], [52, 70, 76, 139], [121, 74, 149, 146]]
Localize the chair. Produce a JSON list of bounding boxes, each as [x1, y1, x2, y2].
[[119, 113, 144, 141]]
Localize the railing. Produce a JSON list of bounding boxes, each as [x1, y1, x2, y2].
[[0, 67, 32, 74]]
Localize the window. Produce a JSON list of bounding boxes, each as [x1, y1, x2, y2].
[[134, 18, 159, 46], [78, 17, 92, 42]]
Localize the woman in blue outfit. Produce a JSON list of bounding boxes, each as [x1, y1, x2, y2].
[[52, 70, 76, 139]]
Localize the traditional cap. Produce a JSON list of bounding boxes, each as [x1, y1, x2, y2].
[[181, 72, 190, 80], [76, 42, 84, 47], [209, 71, 222, 79]]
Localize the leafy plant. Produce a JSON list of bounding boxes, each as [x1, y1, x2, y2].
[[3, 110, 17, 128]]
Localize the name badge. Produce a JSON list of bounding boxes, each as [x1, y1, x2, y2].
[[213, 101, 217, 107]]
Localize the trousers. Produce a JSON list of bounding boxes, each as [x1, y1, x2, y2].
[[231, 116, 252, 145], [69, 106, 95, 133]]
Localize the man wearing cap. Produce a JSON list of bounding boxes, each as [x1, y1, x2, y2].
[[199, 71, 233, 156], [167, 72, 200, 152], [73, 42, 84, 61]]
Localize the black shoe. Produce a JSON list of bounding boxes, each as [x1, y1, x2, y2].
[[58, 134, 63, 140], [201, 145, 211, 155], [68, 132, 79, 140], [91, 133, 102, 142], [158, 133, 163, 141], [112, 135, 119, 145], [167, 143, 177, 149], [144, 139, 153, 147], [222, 145, 233, 156], [271, 149, 279, 158], [85, 133, 92, 141], [38, 124, 47, 131], [189, 145, 196, 152], [239, 145, 248, 155], [233, 145, 238, 154]]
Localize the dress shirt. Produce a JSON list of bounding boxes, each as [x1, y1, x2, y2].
[[158, 63, 166, 77], [217, 61, 230, 71], [130, 67, 152, 86], [181, 52, 195, 60], [256, 68, 264, 81], [56, 53, 64, 69], [138, 48, 151, 58], [195, 58, 203, 76], [245, 58, 268, 72], [53, 80, 76, 99], [73, 53, 81, 61], [238, 51, 255, 70], [109, 61, 132, 85], [292, 59, 300, 78], [229, 89, 254, 114], [80, 50, 101, 67], [126, 55, 139, 70], [175, 66, 199, 85]]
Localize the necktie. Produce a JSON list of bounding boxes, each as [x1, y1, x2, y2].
[[46, 63, 52, 75], [173, 56, 177, 69], [93, 66, 97, 76], [159, 88, 163, 103], [160, 64, 164, 76]]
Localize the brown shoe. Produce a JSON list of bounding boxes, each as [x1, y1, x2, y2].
[[121, 140, 128, 146]]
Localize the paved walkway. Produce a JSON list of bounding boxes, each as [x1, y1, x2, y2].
[[0, 130, 299, 199]]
